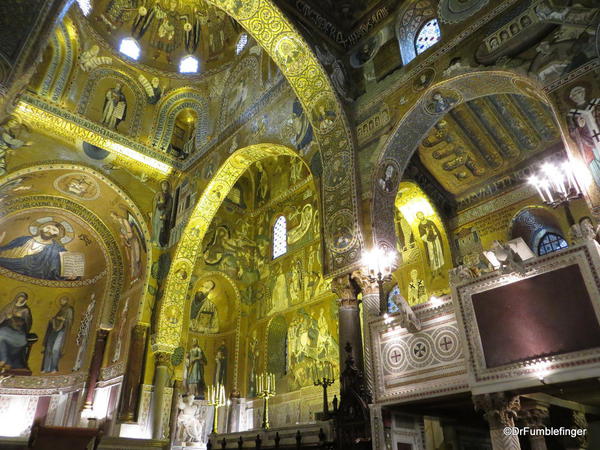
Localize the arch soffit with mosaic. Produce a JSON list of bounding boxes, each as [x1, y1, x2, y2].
[[0, 163, 153, 327], [155, 143, 315, 353], [39, 19, 79, 102], [151, 87, 210, 151], [204, 0, 363, 277], [371, 70, 570, 251]]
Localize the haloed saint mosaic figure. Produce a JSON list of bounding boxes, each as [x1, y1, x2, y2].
[[0, 292, 33, 370], [0, 217, 84, 280], [41, 296, 74, 373]]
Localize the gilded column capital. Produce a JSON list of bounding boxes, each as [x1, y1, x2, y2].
[[154, 351, 172, 368], [351, 269, 379, 295], [331, 274, 358, 307], [473, 392, 521, 430]]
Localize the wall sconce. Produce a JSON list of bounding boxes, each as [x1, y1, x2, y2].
[[362, 246, 397, 315]]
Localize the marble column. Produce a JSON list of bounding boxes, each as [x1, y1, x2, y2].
[[81, 329, 110, 422], [369, 404, 386, 450], [169, 381, 183, 446], [151, 351, 171, 440], [518, 402, 549, 450], [331, 273, 363, 372], [0, 0, 72, 121], [473, 392, 521, 450], [118, 324, 148, 423], [350, 269, 379, 395]]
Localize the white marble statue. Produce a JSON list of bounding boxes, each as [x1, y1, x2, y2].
[[176, 395, 205, 444]]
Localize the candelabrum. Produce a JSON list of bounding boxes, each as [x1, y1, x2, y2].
[[362, 246, 397, 314], [314, 364, 335, 417], [529, 161, 583, 226], [207, 383, 226, 434], [257, 372, 276, 430]]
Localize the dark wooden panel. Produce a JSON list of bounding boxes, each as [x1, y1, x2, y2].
[[472, 264, 600, 368]]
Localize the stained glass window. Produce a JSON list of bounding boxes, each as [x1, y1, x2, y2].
[[273, 215, 287, 259], [538, 232, 568, 256], [236, 33, 248, 55], [387, 285, 401, 314], [415, 18, 441, 55]]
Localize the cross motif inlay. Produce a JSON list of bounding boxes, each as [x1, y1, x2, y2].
[[413, 342, 427, 358], [390, 350, 402, 363], [440, 336, 453, 351]]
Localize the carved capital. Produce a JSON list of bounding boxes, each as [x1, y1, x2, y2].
[[473, 393, 520, 430], [570, 411, 589, 448], [350, 269, 379, 295], [331, 273, 357, 300], [133, 323, 149, 339], [518, 404, 549, 429], [154, 351, 172, 368], [96, 328, 110, 341]]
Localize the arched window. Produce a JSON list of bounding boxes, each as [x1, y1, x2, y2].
[[179, 55, 199, 74], [76, 0, 92, 16], [538, 232, 568, 256], [119, 38, 141, 60], [415, 18, 441, 55], [236, 33, 248, 55], [169, 109, 198, 159], [272, 215, 287, 259], [387, 285, 401, 314], [510, 207, 566, 256]]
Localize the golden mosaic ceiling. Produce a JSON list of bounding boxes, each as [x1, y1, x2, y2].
[[417, 93, 561, 196], [84, 0, 242, 73]]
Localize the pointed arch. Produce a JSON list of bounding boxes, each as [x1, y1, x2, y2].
[[76, 68, 146, 138], [38, 20, 78, 102], [151, 88, 210, 153], [371, 70, 571, 253], [204, 0, 363, 275], [154, 144, 310, 353]]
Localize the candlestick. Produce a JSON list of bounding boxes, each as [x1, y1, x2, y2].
[[207, 383, 226, 434], [257, 372, 276, 429], [314, 373, 335, 418]]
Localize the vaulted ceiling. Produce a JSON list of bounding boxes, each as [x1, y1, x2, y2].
[[417, 93, 561, 197]]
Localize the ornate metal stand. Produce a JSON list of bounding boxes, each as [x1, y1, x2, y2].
[[314, 376, 334, 417], [362, 248, 396, 314], [207, 383, 226, 434], [257, 372, 275, 430]]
